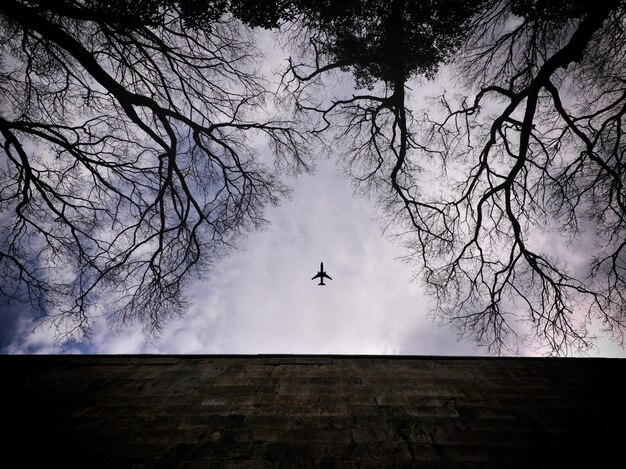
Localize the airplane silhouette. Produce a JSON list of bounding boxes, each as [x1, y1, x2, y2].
[[312, 262, 333, 286]]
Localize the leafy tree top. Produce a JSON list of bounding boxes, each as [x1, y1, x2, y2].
[[293, 0, 484, 86]]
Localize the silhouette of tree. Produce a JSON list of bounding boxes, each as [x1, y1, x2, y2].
[[283, 0, 626, 355], [0, 0, 308, 341]]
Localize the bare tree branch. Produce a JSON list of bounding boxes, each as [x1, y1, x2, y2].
[[0, 0, 309, 341], [282, 0, 625, 355]]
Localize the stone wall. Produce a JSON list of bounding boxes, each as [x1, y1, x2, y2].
[[3, 355, 625, 467]]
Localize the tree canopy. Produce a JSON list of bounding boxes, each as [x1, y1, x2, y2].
[[0, 0, 308, 340], [2, 0, 625, 354], [283, 0, 626, 354], [276, 0, 482, 88]]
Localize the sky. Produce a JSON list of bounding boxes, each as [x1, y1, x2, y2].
[[1, 17, 625, 357], [1, 157, 479, 355], [3, 154, 625, 356]]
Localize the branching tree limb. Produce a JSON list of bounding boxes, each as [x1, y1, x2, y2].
[[0, 0, 308, 341], [282, 0, 626, 355]]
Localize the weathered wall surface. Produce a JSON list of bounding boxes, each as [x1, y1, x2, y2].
[[3, 355, 625, 467]]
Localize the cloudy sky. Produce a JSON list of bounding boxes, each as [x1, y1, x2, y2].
[[1, 20, 625, 357], [0, 157, 471, 355], [3, 153, 624, 356]]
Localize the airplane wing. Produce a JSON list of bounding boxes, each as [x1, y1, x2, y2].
[[321, 273, 332, 280], [312, 272, 322, 280]]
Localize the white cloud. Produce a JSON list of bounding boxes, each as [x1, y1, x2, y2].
[[146, 158, 466, 355]]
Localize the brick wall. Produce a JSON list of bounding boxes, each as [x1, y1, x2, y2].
[[3, 355, 625, 467]]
